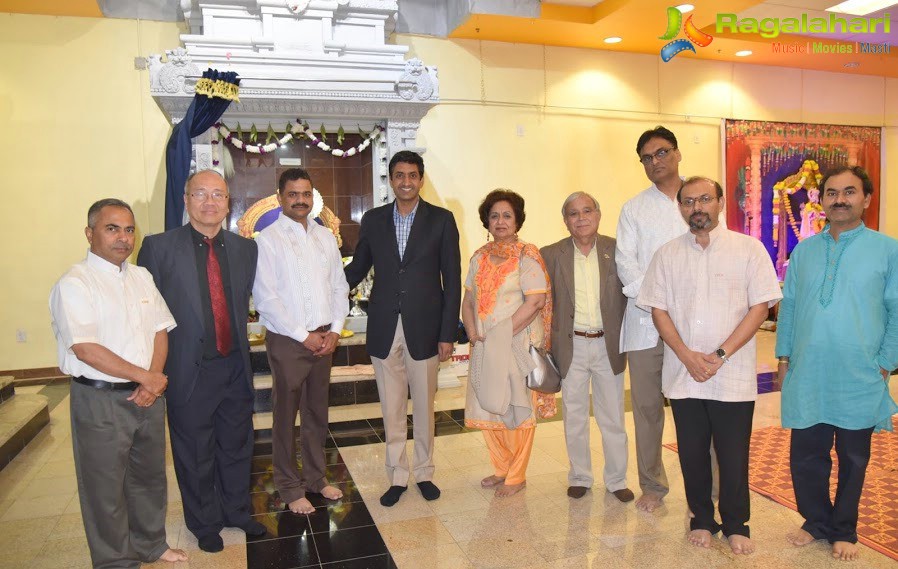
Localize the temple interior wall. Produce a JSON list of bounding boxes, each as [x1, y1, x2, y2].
[[1, 13, 896, 369]]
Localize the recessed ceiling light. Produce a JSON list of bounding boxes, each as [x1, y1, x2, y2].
[[675, 4, 695, 13], [735, 50, 753, 56], [826, 0, 896, 16], [844, 61, 860, 67], [604, 36, 622, 44]]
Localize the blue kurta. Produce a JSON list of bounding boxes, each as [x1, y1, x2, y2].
[[776, 224, 898, 432]]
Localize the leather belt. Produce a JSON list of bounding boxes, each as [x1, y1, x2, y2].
[[574, 329, 604, 338], [72, 376, 139, 391]]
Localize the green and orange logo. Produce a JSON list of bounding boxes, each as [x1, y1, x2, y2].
[[659, 7, 714, 61]]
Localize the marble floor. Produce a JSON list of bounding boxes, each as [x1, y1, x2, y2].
[[1, 331, 897, 569]]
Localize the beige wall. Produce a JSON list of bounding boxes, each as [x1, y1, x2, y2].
[[0, 15, 895, 369], [0, 14, 181, 369]]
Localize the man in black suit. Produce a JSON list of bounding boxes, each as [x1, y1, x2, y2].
[[138, 169, 265, 552], [345, 150, 461, 507]]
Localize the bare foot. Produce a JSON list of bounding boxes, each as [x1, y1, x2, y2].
[[687, 529, 712, 548], [832, 541, 859, 561], [481, 475, 505, 488], [635, 492, 663, 512], [288, 497, 315, 514], [786, 528, 816, 547], [320, 485, 343, 500], [158, 548, 188, 563], [494, 481, 525, 497], [728, 534, 755, 555]]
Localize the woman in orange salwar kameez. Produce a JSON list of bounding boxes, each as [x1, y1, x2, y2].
[[462, 189, 556, 497]]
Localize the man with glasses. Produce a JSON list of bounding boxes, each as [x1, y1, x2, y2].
[[777, 166, 898, 561], [615, 125, 688, 511], [345, 150, 461, 507], [138, 169, 264, 552], [638, 177, 781, 555]]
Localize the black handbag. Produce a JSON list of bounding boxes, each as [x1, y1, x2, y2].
[[526, 345, 562, 394]]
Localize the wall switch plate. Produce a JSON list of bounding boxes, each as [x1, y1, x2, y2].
[[15, 329, 26, 343]]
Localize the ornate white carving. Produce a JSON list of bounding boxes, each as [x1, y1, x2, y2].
[[285, 0, 312, 14], [153, 48, 201, 95], [395, 58, 434, 101]]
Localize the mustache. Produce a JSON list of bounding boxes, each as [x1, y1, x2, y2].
[[292, 203, 310, 209], [830, 204, 849, 209]]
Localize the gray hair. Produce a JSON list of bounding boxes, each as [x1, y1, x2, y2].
[[561, 191, 600, 217], [184, 169, 227, 194], [87, 198, 134, 228]]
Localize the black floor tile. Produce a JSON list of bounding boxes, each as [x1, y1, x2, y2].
[[246, 533, 319, 568], [248, 511, 313, 542], [331, 431, 382, 447], [365, 417, 384, 430], [433, 422, 465, 436], [324, 435, 339, 450], [323, 447, 346, 466], [329, 419, 372, 434], [312, 526, 390, 565], [307, 501, 375, 533], [447, 408, 466, 422], [320, 554, 397, 569]]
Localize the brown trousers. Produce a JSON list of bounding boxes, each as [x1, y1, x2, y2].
[[266, 330, 333, 504]]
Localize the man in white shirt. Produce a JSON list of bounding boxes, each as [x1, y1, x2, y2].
[[253, 168, 350, 515], [615, 126, 688, 512], [638, 177, 782, 555], [49, 199, 187, 568]]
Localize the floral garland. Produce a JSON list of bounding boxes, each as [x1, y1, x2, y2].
[[215, 120, 382, 157]]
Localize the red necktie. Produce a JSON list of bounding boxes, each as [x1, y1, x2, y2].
[[204, 237, 232, 356]]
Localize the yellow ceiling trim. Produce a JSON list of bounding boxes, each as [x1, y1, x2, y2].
[[0, 0, 102, 18]]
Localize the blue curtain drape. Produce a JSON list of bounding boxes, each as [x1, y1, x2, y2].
[[164, 69, 240, 230]]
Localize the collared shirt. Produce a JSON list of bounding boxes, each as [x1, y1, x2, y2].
[[573, 239, 602, 330], [49, 251, 176, 383], [190, 226, 237, 359], [393, 199, 419, 260], [776, 224, 898, 431], [615, 183, 688, 352], [637, 225, 782, 402], [253, 213, 349, 343]]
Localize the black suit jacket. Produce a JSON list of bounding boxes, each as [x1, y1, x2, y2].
[[137, 225, 258, 405], [345, 199, 461, 360]]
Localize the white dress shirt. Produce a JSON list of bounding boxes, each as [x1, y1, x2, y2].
[[49, 251, 176, 383], [636, 225, 782, 402], [615, 184, 688, 352], [253, 213, 349, 343]]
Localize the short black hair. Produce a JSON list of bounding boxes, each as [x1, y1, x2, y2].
[[478, 189, 526, 232], [388, 150, 424, 178], [677, 176, 723, 203], [278, 168, 313, 193], [636, 126, 678, 156], [87, 198, 134, 228], [820, 165, 874, 197]]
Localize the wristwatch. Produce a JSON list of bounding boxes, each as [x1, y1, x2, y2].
[[715, 348, 728, 363]]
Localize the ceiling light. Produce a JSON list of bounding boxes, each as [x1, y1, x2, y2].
[[604, 36, 622, 44], [844, 61, 861, 67], [825, 0, 898, 16], [735, 50, 753, 56], [675, 4, 695, 13]]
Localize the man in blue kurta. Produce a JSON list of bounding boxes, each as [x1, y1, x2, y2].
[[776, 165, 898, 562]]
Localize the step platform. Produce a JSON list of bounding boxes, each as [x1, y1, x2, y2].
[[0, 376, 50, 470]]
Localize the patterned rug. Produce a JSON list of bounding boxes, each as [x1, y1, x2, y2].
[[664, 417, 898, 561]]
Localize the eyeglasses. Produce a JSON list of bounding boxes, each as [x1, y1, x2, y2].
[[189, 191, 229, 201], [680, 195, 717, 208], [639, 147, 675, 165]]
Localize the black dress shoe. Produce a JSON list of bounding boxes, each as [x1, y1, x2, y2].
[[567, 486, 589, 499], [198, 533, 224, 553], [380, 485, 407, 507], [612, 488, 635, 503], [237, 519, 267, 537]]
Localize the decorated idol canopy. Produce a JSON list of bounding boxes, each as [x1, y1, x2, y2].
[[148, 0, 439, 230]]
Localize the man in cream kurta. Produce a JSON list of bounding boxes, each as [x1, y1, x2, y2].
[[638, 177, 781, 555]]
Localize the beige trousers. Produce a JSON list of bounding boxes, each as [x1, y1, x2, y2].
[[370, 319, 439, 486]]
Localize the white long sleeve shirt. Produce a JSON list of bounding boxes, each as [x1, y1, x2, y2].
[[253, 213, 349, 343], [615, 184, 688, 352]]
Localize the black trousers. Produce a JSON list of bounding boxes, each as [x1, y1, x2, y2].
[[790, 423, 874, 544], [167, 351, 255, 539], [670, 398, 754, 538]]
